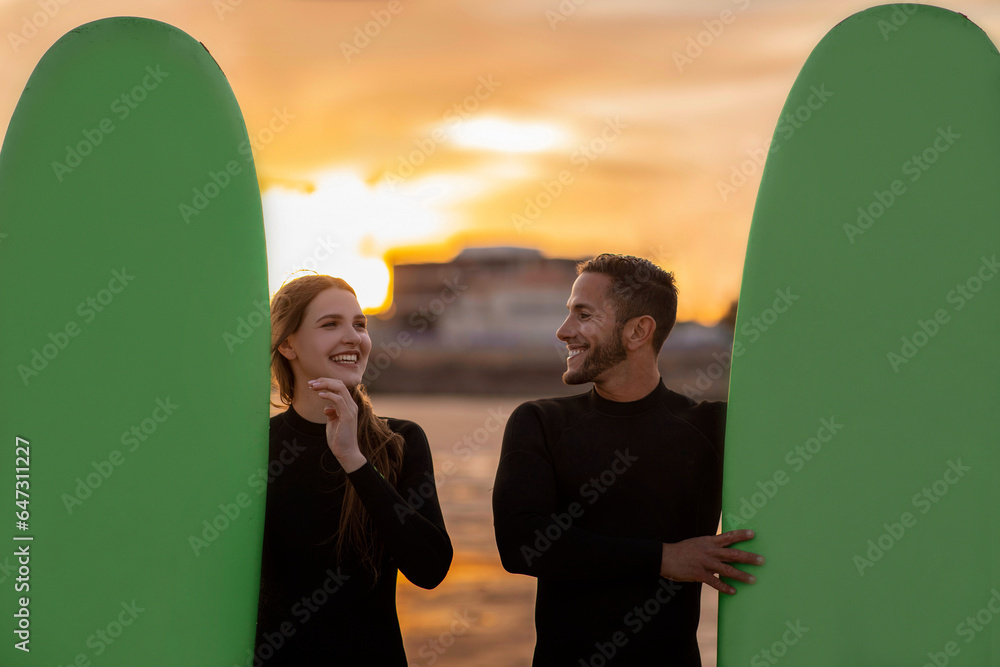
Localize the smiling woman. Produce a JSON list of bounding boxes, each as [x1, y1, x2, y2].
[[273, 280, 373, 408], [256, 273, 453, 666]]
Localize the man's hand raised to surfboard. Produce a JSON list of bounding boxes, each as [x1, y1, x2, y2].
[[660, 529, 764, 595], [308, 378, 367, 473]]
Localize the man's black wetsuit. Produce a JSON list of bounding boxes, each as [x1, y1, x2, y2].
[[492, 379, 725, 666], [255, 405, 452, 666]]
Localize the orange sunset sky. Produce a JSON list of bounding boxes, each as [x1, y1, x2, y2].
[[2, 0, 999, 321]]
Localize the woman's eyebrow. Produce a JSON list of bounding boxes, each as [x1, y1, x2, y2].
[[315, 313, 366, 323]]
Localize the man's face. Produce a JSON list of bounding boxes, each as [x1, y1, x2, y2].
[[556, 272, 627, 385]]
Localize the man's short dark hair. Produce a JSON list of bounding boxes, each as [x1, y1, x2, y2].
[[577, 253, 678, 353]]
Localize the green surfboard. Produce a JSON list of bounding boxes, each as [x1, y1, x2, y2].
[[719, 4, 999, 665], [0, 17, 268, 665]]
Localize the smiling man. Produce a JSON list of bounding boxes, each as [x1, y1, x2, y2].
[[492, 253, 763, 666]]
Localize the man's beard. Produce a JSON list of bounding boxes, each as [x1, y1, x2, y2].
[[562, 324, 627, 385]]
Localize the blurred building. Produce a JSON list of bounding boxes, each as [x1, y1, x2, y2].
[[382, 246, 576, 348], [365, 246, 732, 399]]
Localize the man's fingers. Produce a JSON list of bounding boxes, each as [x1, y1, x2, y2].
[[703, 573, 736, 595], [715, 562, 756, 585], [716, 529, 754, 546], [716, 547, 765, 565]]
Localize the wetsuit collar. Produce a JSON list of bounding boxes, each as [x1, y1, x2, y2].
[[587, 377, 668, 416], [283, 403, 329, 438]]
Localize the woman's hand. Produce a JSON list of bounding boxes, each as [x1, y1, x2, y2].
[[308, 378, 367, 473]]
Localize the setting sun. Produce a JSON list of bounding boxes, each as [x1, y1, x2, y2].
[[263, 169, 452, 312], [444, 117, 568, 153]]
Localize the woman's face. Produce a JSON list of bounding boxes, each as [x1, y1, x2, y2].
[[280, 287, 371, 389]]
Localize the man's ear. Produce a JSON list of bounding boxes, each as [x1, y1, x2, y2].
[[624, 315, 656, 351]]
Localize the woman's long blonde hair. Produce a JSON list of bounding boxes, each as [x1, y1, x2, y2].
[[270, 274, 405, 578]]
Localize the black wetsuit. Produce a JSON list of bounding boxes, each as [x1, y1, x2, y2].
[[255, 405, 452, 666], [492, 379, 725, 666]]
